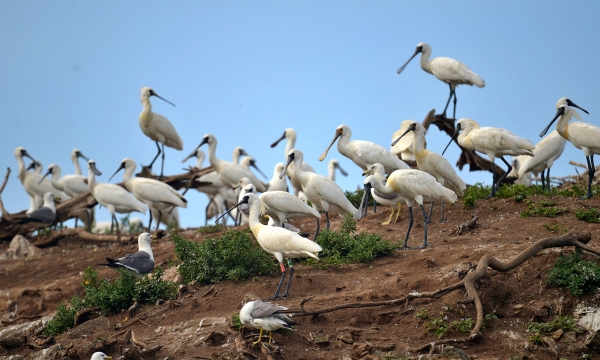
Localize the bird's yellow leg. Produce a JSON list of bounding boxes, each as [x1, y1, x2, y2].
[[268, 331, 273, 343], [381, 208, 394, 225], [252, 328, 263, 344], [394, 204, 402, 223]]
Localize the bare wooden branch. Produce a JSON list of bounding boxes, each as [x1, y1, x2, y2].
[[34, 228, 134, 248], [452, 215, 478, 236], [0, 168, 12, 221], [136, 166, 215, 191]]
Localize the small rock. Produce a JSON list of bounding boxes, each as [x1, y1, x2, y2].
[[561, 330, 577, 343], [438, 345, 471, 360], [67, 316, 110, 339], [378, 343, 395, 351], [512, 304, 524, 310], [551, 328, 563, 340], [337, 334, 354, 344], [0, 235, 39, 260], [28, 344, 62, 359]]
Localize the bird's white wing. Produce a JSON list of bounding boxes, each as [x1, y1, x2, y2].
[[472, 128, 535, 153], [430, 57, 485, 87], [94, 183, 147, 212], [61, 175, 89, 196], [131, 179, 186, 207], [351, 140, 409, 171], [305, 175, 356, 213], [256, 226, 322, 258], [427, 152, 466, 194], [152, 112, 183, 150], [260, 191, 320, 218], [565, 123, 600, 150]]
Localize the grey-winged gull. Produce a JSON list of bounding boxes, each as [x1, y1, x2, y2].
[[25, 192, 57, 225], [90, 352, 112, 360], [239, 300, 296, 344], [99, 232, 156, 278]]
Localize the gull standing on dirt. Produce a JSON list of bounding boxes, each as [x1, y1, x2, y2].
[[540, 98, 596, 198], [362, 163, 405, 225], [90, 352, 112, 360], [110, 158, 187, 231], [138, 87, 183, 178], [397, 42, 485, 119], [361, 171, 457, 249], [87, 160, 147, 234], [25, 192, 57, 229], [282, 149, 359, 240], [194, 134, 268, 192], [442, 118, 535, 198], [270, 128, 315, 196], [99, 232, 156, 278], [393, 122, 465, 221], [518, 130, 566, 191], [240, 300, 296, 344], [319, 124, 409, 175], [327, 159, 348, 182], [219, 193, 322, 299]]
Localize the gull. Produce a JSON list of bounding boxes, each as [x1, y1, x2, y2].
[[240, 300, 296, 344], [99, 232, 156, 278], [25, 192, 58, 236], [91, 353, 112, 360]]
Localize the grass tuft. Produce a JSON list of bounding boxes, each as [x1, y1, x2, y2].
[[547, 249, 600, 297]]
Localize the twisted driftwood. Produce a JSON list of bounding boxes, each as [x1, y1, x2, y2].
[[282, 231, 595, 352]]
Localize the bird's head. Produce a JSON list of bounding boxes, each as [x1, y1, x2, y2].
[[391, 121, 418, 146], [280, 150, 299, 179], [88, 160, 102, 176]]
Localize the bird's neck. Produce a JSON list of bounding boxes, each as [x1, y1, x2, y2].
[[16, 156, 27, 182], [206, 143, 221, 169], [87, 172, 97, 191], [419, 52, 432, 74], [412, 132, 425, 153], [285, 137, 295, 158], [73, 158, 82, 176], [556, 114, 571, 140], [44, 200, 56, 212], [139, 244, 154, 261], [373, 176, 393, 194], [248, 201, 265, 236], [328, 166, 335, 182], [122, 167, 135, 188]]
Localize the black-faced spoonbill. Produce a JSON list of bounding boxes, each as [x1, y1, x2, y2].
[[442, 119, 535, 198], [361, 171, 457, 249], [195, 134, 268, 192], [99, 232, 156, 278], [282, 149, 360, 240], [138, 87, 183, 178], [391, 120, 420, 162], [540, 98, 596, 198], [319, 124, 409, 175], [70, 148, 90, 176], [110, 158, 188, 231], [327, 159, 348, 182], [267, 163, 289, 192], [270, 128, 315, 196], [90, 352, 112, 360], [221, 193, 322, 299], [87, 160, 147, 234], [393, 122, 465, 221], [40, 164, 89, 198], [362, 163, 404, 225], [517, 131, 566, 191], [239, 300, 296, 344], [239, 156, 269, 180], [397, 42, 485, 119]]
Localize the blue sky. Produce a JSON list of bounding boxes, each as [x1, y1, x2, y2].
[[1, 1, 599, 229]]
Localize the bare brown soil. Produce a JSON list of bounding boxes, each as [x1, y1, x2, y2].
[[1, 194, 600, 359]]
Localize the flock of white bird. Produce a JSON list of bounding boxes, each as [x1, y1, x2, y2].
[[13, 42, 600, 348]]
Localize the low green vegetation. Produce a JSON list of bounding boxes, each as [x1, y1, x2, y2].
[[171, 230, 276, 284], [575, 208, 600, 223], [308, 213, 398, 266], [527, 316, 577, 344], [542, 223, 568, 234], [547, 249, 600, 297], [45, 267, 176, 336], [197, 223, 223, 235], [520, 201, 569, 218], [345, 189, 374, 208]]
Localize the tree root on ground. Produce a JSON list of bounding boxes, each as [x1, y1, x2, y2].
[[283, 231, 595, 353], [452, 215, 478, 235]]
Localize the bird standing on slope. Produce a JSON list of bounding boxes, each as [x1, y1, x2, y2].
[[518, 130, 566, 191], [442, 118, 534, 198], [270, 128, 315, 196], [25, 192, 58, 237], [138, 87, 183, 178], [240, 300, 296, 344], [220, 193, 322, 299], [99, 232, 156, 278], [397, 42, 485, 119], [393, 121, 465, 221], [540, 98, 596, 198]]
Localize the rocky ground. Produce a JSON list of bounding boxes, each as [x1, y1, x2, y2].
[[1, 191, 600, 360]]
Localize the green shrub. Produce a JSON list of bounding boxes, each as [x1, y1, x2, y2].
[[44, 297, 85, 336], [547, 249, 600, 297], [345, 189, 374, 208], [575, 208, 600, 223], [521, 201, 569, 218], [171, 230, 276, 284], [311, 213, 397, 265], [527, 316, 578, 344], [197, 224, 223, 235]]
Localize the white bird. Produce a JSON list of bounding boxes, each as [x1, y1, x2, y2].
[[40, 164, 88, 198], [110, 158, 187, 231], [443, 118, 535, 198], [270, 128, 315, 196], [518, 130, 566, 191], [319, 124, 409, 175], [138, 86, 183, 178], [540, 98, 596, 198], [87, 160, 148, 234], [181, 147, 206, 170], [327, 159, 348, 182], [90, 352, 112, 360], [14, 147, 69, 213], [234, 177, 254, 225], [391, 120, 420, 162], [509, 155, 533, 186], [282, 149, 359, 239], [239, 156, 268, 180], [151, 206, 179, 230], [393, 121, 465, 221], [361, 171, 457, 249], [240, 300, 296, 344], [362, 163, 404, 225], [195, 134, 268, 192], [99, 232, 156, 278], [70, 148, 90, 176], [397, 42, 485, 119], [231, 146, 249, 164], [221, 193, 322, 299], [267, 163, 289, 192]]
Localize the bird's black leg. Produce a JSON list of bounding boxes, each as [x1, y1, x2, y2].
[[325, 211, 330, 230], [428, 202, 435, 224], [148, 141, 162, 169], [110, 215, 115, 235], [86, 210, 91, 233], [441, 83, 453, 117], [489, 162, 497, 198], [147, 210, 153, 232], [281, 260, 295, 298], [157, 210, 163, 230], [159, 143, 165, 179], [587, 155, 595, 199], [373, 201, 377, 213], [540, 169, 546, 192], [314, 218, 320, 240], [403, 206, 414, 250], [546, 168, 551, 192], [419, 204, 431, 248], [75, 217, 79, 228], [496, 157, 512, 194], [270, 262, 287, 300], [452, 85, 457, 120]]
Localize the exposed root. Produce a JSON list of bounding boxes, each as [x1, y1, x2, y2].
[[452, 215, 478, 236]]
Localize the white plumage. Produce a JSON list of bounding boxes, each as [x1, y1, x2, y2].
[[90, 352, 112, 360], [327, 159, 348, 182], [391, 120, 420, 162], [397, 42, 484, 119], [267, 163, 289, 192], [270, 128, 315, 196], [239, 300, 295, 344], [518, 130, 566, 190], [362, 163, 404, 225], [319, 124, 409, 175]]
